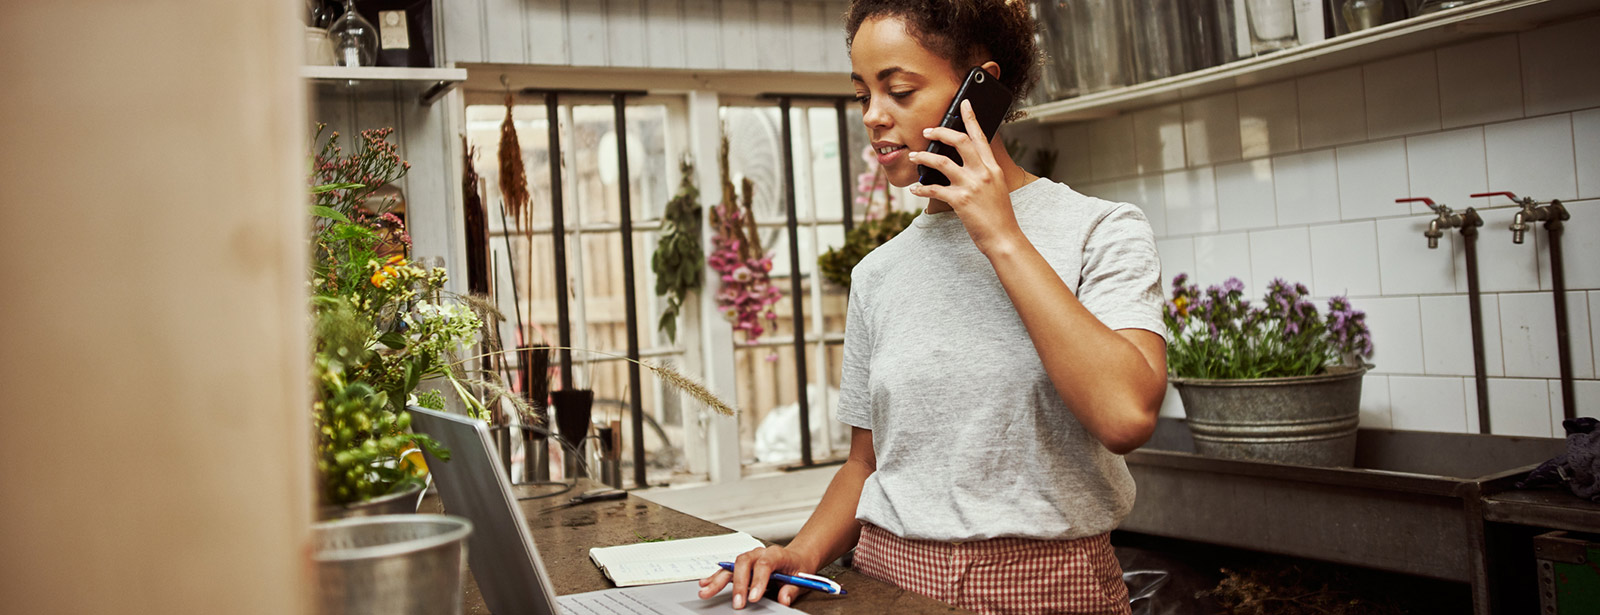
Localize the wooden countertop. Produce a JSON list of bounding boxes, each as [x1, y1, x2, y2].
[[424, 480, 968, 615]]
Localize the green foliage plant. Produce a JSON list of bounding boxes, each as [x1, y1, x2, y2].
[[650, 156, 703, 343], [818, 161, 916, 289], [309, 126, 503, 507], [1164, 274, 1374, 380], [818, 209, 918, 288]]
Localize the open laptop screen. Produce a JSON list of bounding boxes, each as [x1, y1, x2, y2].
[[407, 406, 562, 615]]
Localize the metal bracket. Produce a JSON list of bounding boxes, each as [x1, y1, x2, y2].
[[1533, 531, 1591, 564]]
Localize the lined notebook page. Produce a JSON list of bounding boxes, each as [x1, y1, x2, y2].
[[588, 532, 765, 587]]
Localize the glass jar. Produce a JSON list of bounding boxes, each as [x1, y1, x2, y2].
[[1341, 0, 1385, 32], [1069, 0, 1134, 94], [328, 0, 378, 67], [1244, 0, 1299, 54], [1412, 0, 1480, 15], [1182, 0, 1238, 72], [1028, 1, 1081, 104], [1128, 0, 1190, 83]]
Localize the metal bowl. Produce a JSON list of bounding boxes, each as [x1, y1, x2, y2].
[[312, 514, 473, 615]]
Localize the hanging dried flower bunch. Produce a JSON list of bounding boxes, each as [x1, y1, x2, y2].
[[651, 156, 704, 344], [462, 136, 490, 295], [708, 131, 783, 346], [497, 92, 530, 229]]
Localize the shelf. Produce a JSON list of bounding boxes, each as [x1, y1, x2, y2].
[[1483, 489, 1600, 533], [301, 65, 469, 106], [1019, 0, 1600, 124]]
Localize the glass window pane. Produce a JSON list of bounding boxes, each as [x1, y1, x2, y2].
[[816, 341, 849, 461], [626, 105, 671, 222], [808, 106, 845, 222], [567, 105, 617, 227], [638, 229, 681, 351], [736, 343, 800, 467], [577, 232, 627, 357], [764, 230, 816, 338], [817, 223, 848, 334], [720, 106, 790, 227]]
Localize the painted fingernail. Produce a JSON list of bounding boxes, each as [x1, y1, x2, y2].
[[733, 594, 745, 609], [749, 588, 761, 601], [923, 128, 931, 136]]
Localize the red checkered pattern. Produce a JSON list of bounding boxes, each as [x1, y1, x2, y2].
[[853, 523, 1131, 615]]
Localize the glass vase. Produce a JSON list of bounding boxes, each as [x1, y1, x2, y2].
[[1069, 0, 1134, 94], [1129, 0, 1189, 83], [1412, 0, 1478, 15], [1028, 1, 1080, 104], [1244, 0, 1298, 54], [1341, 0, 1385, 32], [328, 0, 377, 67]]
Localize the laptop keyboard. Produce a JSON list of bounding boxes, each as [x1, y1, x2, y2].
[[558, 590, 672, 615]]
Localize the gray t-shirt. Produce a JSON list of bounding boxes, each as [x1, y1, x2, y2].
[[836, 178, 1167, 542]]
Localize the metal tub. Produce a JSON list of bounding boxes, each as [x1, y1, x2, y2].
[[1122, 419, 1563, 613]]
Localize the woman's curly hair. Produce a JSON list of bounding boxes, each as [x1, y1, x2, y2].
[[844, 0, 1041, 121]]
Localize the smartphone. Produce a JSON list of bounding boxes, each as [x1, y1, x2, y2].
[[917, 67, 1014, 187]]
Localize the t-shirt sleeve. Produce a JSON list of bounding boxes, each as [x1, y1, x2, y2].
[[835, 282, 874, 430], [1078, 203, 1171, 343]]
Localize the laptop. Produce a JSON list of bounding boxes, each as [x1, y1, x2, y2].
[[407, 406, 801, 615]]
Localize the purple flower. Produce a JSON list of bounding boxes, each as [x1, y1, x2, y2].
[[1223, 277, 1245, 295]]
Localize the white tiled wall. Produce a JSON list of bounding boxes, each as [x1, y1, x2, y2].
[[1067, 16, 1600, 437]]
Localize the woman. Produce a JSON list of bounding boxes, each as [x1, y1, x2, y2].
[[700, 1, 1168, 613]]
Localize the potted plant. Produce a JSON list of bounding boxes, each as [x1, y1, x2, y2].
[[1164, 275, 1374, 466], [309, 126, 520, 517]]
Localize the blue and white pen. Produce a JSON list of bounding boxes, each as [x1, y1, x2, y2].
[[716, 561, 848, 595]]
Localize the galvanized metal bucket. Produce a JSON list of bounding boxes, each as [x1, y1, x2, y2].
[[1171, 365, 1366, 467], [316, 481, 426, 521], [313, 514, 473, 615]]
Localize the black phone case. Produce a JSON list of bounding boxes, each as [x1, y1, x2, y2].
[[917, 67, 1014, 187]]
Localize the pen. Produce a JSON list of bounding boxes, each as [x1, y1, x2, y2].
[[716, 561, 847, 595]]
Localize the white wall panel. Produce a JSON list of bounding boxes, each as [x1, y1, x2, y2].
[[789, 1, 827, 73], [755, 0, 793, 72], [399, 94, 457, 285], [720, 0, 758, 70], [646, 0, 688, 69], [483, 0, 528, 62], [822, 1, 851, 72], [607, 0, 647, 68], [527, 0, 570, 65], [683, 0, 723, 69], [567, 0, 608, 66], [442, 0, 486, 63]]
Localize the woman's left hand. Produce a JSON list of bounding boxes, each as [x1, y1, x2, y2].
[[908, 99, 1024, 256]]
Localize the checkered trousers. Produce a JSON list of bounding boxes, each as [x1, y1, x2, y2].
[[853, 523, 1131, 615]]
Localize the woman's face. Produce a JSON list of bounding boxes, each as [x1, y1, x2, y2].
[[850, 16, 968, 188]]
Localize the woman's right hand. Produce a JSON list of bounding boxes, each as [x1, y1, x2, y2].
[[697, 545, 814, 609]]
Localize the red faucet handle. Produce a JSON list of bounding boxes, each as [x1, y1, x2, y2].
[[1395, 197, 1434, 205], [1469, 191, 1520, 201]]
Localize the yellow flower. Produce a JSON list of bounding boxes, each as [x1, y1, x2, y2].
[[369, 255, 407, 287], [1174, 295, 1189, 318]]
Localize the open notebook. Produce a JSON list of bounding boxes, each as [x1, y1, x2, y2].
[[590, 532, 766, 587]]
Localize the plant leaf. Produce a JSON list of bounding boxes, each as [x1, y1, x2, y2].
[[311, 206, 351, 223], [311, 182, 365, 194], [377, 330, 407, 349]]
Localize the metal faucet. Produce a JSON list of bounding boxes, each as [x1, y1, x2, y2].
[[1471, 191, 1569, 243], [1397, 195, 1491, 431], [1397, 197, 1481, 248]]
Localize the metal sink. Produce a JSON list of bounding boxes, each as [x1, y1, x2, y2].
[[1122, 419, 1564, 613]]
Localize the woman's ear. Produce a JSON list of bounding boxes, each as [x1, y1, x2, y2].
[[980, 61, 1001, 80]]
